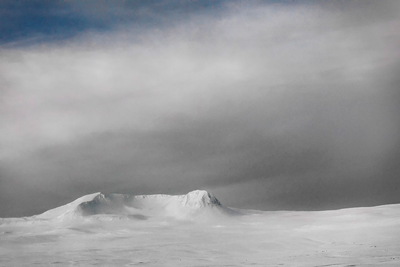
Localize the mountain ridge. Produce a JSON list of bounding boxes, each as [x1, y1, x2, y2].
[[36, 190, 235, 221]]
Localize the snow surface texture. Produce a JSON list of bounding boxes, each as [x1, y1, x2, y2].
[[1, 190, 400, 266]]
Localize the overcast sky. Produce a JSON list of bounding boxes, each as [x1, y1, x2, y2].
[[1, 0, 400, 217]]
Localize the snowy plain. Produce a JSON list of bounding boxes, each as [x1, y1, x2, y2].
[[0, 190, 399, 266]]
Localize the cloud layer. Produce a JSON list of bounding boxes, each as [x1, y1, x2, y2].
[[1, 1, 400, 217]]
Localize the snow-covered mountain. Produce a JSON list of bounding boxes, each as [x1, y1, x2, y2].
[[1, 190, 400, 266], [36, 190, 237, 221]]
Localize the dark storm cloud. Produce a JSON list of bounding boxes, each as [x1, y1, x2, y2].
[[1, 0, 400, 217]]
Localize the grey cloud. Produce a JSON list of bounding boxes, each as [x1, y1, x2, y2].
[[1, 1, 400, 217]]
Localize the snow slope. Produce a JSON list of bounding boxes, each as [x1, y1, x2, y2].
[[1, 190, 400, 266], [36, 192, 101, 219]]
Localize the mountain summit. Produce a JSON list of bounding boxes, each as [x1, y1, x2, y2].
[[37, 190, 235, 221], [178, 190, 221, 207]]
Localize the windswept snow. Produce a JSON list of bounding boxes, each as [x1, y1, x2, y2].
[[36, 192, 101, 220], [1, 190, 400, 266]]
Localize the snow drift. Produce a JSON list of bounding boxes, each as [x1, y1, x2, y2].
[[37, 190, 237, 221]]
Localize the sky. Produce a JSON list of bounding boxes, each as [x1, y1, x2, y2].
[[1, 0, 400, 217]]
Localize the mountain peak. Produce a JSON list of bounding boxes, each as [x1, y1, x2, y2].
[[183, 190, 221, 207]]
